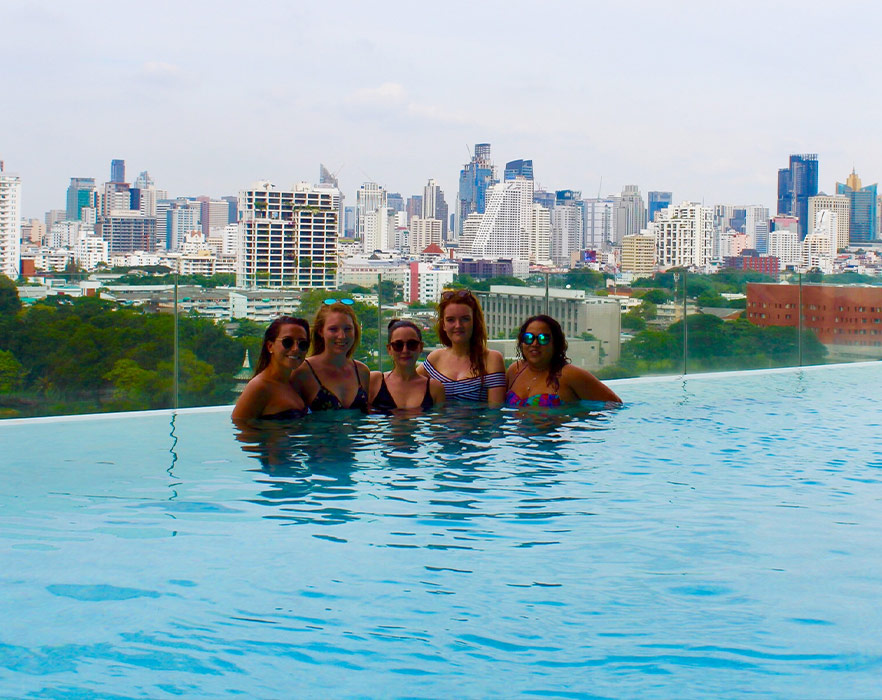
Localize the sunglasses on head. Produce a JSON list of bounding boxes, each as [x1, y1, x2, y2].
[[323, 298, 355, 306], [521, 332, 551, 346], [389, 339, 422, 352], [280, 337, 310, 352], [440, 289, 474, 302]]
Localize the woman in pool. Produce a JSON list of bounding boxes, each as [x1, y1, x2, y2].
[[292, 299, 371, 412], [232, 316, 311, 422], [370, 319, 445, 412], [505, 314, 622, 407], [418, 289, 507, 405]]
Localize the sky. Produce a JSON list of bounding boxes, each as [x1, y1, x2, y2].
[[4, 0, 882, 219]]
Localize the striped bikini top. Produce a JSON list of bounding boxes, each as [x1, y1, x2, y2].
[[422, 357, 506, 402]]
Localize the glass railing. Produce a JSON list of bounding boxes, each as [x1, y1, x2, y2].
[[1, 268, 880, 419]]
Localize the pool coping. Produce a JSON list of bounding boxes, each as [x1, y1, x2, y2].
[[1, 360, 878, 427]]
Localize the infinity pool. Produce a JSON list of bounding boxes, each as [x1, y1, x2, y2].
[[1, 363, 881, 698]]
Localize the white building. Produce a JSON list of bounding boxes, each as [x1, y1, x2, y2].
[[34, 248, 72, 272], [408, 261, 456, 303], [461, 176, 533, 261], [744, 205, 770, 253], [356, 182, 386, 242], [583, 198, 616, 250], [530, 204, 552, 266], [613, 186, 646, 244], [74, 235, 109, 270], [0, 164, 22, 279], [808, 194, 850, 251], [409, 217, 442, 255], [363, 206, 397, 252], [551, 203, 582, 266], [801, 210, 837, 272], [238, 180, 339, 289], [47, 220, 83, 248], [719, 231, 750, 258], [166, 200, 201, 251], [653, 202, 714, 270]]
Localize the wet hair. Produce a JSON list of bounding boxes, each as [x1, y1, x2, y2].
[[386, 318, 423, 343], [516, 314, 570, 390], [254, 316, 310, 376], [310, 302, 361, 359], [436, 289, 488, 379]]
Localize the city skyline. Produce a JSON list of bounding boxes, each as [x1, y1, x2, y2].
[[5, 0, 882, 217]]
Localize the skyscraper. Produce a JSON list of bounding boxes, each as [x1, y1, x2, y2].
[[460, 176, 534, 260], [807, 195, 849, 251], [836, 170, 878, 245], [744, 205, 770, 253], [614, 186, 646, 244], [66, 177, 98, 221], [0, 162, 22, 278], [355, 182, 386, 241], [238, 181, 339, 289], [777, 154, 818, 237], [456, 143, 497, 238], [647, 191, 672, 223], [551, 190, 584, 266], [423, 179, 448, 239], [504, 159, 534, 181], [653, 203, 714, 270], [110, 159, 126, 184]]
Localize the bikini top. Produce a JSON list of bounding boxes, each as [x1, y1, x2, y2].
[[422, 357, 506, 402], [260, 406, 309, 420], [372, 373, 433, 412], [303, 359, 369, 412], [504, 362, 562, 408]]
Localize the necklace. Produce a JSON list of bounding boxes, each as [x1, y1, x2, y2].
[[520, 364, 548, 397]]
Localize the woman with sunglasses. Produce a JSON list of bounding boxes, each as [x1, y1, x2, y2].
[[418, 289, 507, 405], [506, 315, 621, 407], [232, 316, 311, 422], [369, 319, 445, 412], [292, 299, 370, 412]]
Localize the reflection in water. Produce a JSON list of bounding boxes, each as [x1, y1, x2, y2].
[[233, 403, 619, 529]]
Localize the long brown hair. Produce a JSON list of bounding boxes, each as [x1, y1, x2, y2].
[[436, 289, 488, 379], [254, 316, 310, 376], [515, 314, 570, 390], [310, 302, 361, 358]]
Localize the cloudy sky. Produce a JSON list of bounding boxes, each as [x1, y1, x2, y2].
[[4, 0, 881, 218]]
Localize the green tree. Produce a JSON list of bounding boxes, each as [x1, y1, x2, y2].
[[0, 349, 23, 393], [640, 288, 672, 305], [0, 275, 21, 315]]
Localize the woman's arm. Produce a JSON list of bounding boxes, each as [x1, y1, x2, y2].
[[485, 349, 507, 406], [368, 370, 384, 404], [429, 378, 445, 408], [561, 365, 622, 404], [231, 377, 268, 423]]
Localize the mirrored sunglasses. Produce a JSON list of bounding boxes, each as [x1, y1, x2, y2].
[[521, 332, 551, 346], [281, 337, 310, 352], [323, 298, 355, 305], [389, 339, 422, 352]]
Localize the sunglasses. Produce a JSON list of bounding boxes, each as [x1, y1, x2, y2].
[[388, 339, 422, 352], [521, 332, 551, 346], [281, 337, 310, 352], [323, 298, 355, 306], [440, 289, 474, 301]]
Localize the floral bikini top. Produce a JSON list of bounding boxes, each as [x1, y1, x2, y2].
[[504, 363, 562, 408]]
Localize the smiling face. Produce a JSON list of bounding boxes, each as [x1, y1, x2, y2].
[[520, 319, 554, 369], [387, 325, 423, 369], [442, 302, 474, 346], [269, 323, 308, 371], [321, 311, 356, 357]]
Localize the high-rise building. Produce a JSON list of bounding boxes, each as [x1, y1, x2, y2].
[[422, 179, 448, 239], [504, 159, 534, 181], [621, 233, 657, 275], [836, 170, 878, 245], [582, 198, 616, 250], [456, 143, 497, 238], [97, 212, 157, 253], [409, 217, 443, 254], [166, 200, 201, 250], [387, 192, 405, 213], [613, 186, 646, 244], [460, 176, 533, 260], [744, 205, 770, 253], [355, 182, 386, 241], [777, 154, 819, 237], [66, 178, 98, 221], [363, 206, 397, 252], [406, 195, 422, 223], [652, 202, 714, 270], [808, 194, 850, 251], [647, 191, 672, 223], [767, 227, 799, 270], [0, 162, 22, 278], [550, 190, 583, 267], [530, 204, 552, 266], [110, 159, 126, 184], [238, 180, 339, 289]]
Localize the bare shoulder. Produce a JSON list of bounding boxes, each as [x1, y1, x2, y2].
[[560, 364, 622, 403], [485, 348, 506, 373], [368, 370, 384, 401], [354, 360, 371, 384], [429, 378, 445, 407], [231, 375, 268, 421], [424, 348, 444, 365], [506, 359, 522, 382], [290, 361, 314, 390]]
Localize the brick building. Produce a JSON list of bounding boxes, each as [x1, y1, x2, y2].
[[746, 283, 882, 348]]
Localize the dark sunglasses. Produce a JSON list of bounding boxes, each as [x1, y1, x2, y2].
[[389, 339, 422, 352], [521, 332, 551, 346], [281, 337, 310, 352], [440, 289, 474, 301], [323, 298, 354, 306]]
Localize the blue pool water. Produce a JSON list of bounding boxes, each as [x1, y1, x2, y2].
[[1, 363, 881, 698]]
